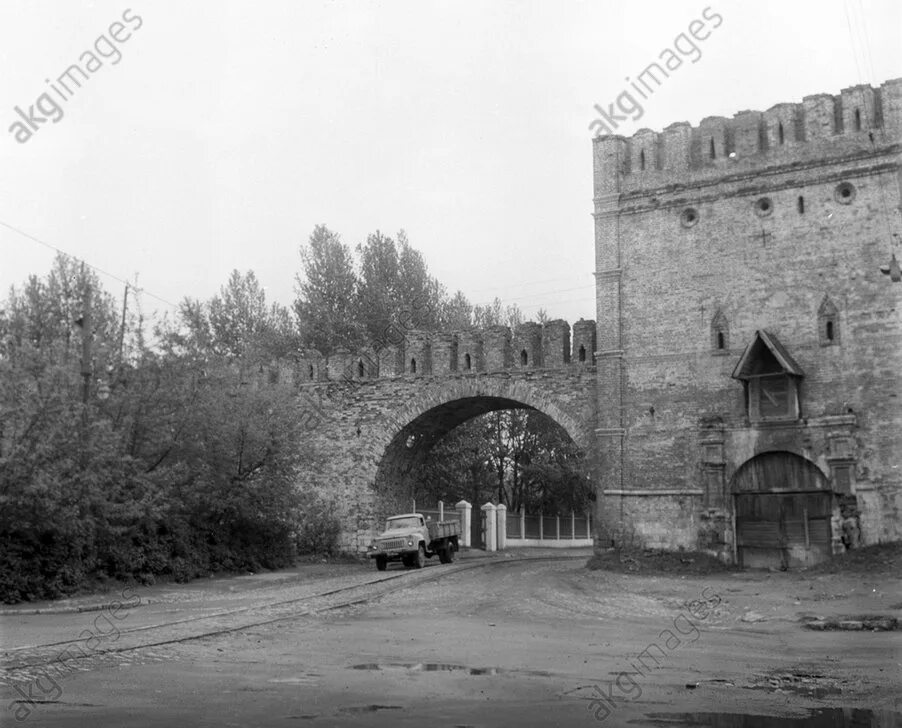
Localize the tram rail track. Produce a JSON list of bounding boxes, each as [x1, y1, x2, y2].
[[1, 554, 585, 676]]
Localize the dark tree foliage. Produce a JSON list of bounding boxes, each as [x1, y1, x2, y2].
[[409, 410, 591, 515], [0, 258, 334, 603]]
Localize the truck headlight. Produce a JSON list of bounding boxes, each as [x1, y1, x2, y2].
[[407, 539, 413, 546]]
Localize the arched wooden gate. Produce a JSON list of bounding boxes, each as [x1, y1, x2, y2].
[[731, 451, 834, 569]]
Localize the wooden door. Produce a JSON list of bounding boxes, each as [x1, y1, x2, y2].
[[733, 452, 834, 568]]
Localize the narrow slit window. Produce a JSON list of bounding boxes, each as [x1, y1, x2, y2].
[[520, 350, 528, 366], [578, 345, 586, 363], [410, 358, 417, 373], [854, 108, 862, 131], [778, 122, 785, 145], [464, 353, 472, 370], [825, 321, 834, 341], [797, 196, 805, 214], [716, 331, 725, 350], [709, 137, 716, 159], [308, 364, 314, 380], [639, 149, 646, 171], [357, 360, 365, 378]]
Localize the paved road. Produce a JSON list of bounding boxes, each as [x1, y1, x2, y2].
[[1, 549, 900, 727]]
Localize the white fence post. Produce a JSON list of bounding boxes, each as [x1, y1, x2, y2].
[[539, 509, 544, 540], [520, 509, 526, 540], [482, 503, 497, 552], [456, 500, 471, 547], [556, 513, 561, 540], [571, 510, 576, 540], [496, 504, 507, 550], [439, 500, 444, 521]]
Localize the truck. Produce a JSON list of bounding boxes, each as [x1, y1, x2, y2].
[[367, 513, 460, 571]]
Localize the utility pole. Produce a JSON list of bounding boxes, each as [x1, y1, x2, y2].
[[80, 273, 93, 404], [117, 281, 129, 366]]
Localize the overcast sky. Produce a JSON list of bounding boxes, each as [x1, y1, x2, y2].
[[1, 0, 899, 327]]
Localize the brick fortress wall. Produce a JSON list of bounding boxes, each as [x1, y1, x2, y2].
[[593, 79, 902, 557]]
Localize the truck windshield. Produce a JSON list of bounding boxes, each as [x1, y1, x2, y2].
[[385, 517, 421, 530]]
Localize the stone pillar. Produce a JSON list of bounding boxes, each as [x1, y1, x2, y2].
[[456, 500, 472, 548], [481, 503, 497, 552], [496, 504, 507, 550]]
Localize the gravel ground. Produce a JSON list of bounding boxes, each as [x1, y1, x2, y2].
[[1, 549, 900, 727]]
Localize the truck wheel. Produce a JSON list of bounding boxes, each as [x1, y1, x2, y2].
[[438, 547, 450, 564], [375, 555, 387, 571], [413, 545, 426, 569], [445, 544, 455, 563]]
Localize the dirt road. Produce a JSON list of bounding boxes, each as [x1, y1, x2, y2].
[[2, 550, 900, 727]]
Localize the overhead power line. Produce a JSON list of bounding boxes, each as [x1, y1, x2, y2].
[[0, 218, 179, 309]]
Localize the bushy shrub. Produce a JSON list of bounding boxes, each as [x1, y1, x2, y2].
[[295, 493, 342, 556]]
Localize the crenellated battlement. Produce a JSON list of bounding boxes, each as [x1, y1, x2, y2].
[[289, 318, 597, 384], [593, 79, 902, 194]]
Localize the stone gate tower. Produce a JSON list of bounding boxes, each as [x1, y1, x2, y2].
[[592, 79, 902, 566]]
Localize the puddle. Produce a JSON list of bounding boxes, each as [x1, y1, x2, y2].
[[349, 662, 552, 677], [645, 708, 900, 727], [338, 705, 402, 714]]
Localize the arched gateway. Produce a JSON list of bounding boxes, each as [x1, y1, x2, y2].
[[291, 321, 598, 552]]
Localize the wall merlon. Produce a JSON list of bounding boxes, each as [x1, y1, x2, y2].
[[457, 330, 484, 372], [484, 325, 513, 371], [603, 81, 900, 195], [802, 93, 837, 139], [513, 322, 543, 368]]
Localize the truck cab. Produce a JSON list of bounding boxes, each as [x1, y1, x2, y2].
[[368, 513, 459, 570]]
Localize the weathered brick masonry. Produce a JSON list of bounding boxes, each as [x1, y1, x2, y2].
[[288, 320, 598, 552], [593, 79, 902, 563], [286, 79, 900, 564]]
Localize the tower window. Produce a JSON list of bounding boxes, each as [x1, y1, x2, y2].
[[711, 310, 729, 353], [308, 364, 314, 380], [520, 349, 528, 366], [854, 108, 862, 131], [639, 149, 646, 171], [578, 345, 586, 363], [818, 296, 840, 346], [464, 353, 472, 370], [797, 196, 805, 214], [410, 358, 417, 374], [709, 137, 716, 159], [357, 360, 365, 378], [778, 122, 784, 145]]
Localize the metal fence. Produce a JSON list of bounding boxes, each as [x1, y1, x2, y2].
[[504, 510, 593, 545]]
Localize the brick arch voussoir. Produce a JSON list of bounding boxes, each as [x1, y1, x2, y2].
[[377, 377, 590, 456]]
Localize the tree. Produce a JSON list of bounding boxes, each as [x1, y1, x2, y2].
[[294, 225, 360, 355]]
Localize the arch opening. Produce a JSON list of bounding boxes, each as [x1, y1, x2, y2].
[[373, 395, 593, 547]]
